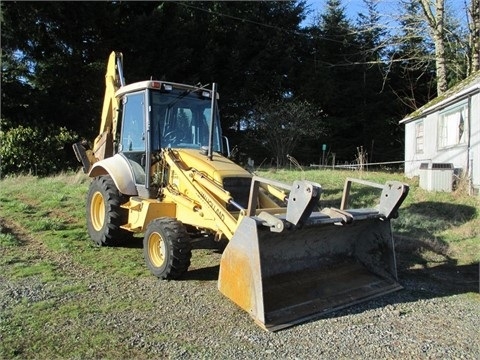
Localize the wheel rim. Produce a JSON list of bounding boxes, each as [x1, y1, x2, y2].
[[90, 191, 105, 231], [148, 232, 166, 267]]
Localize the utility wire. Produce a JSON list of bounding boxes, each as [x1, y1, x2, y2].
[[172, 0, 353, 45], [174, 1, 304, 34], [169, 1, 456, 69]]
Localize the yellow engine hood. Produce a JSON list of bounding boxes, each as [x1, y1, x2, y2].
[[173, 149, 252, 183]]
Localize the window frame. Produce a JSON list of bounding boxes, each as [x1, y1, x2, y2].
[[415, 120, 424, 154], [119, 91, 146, 153], [437, 101, 468, 150]]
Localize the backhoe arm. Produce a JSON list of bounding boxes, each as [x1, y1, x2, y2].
[[92, 51, 124, 162], [73, 51, 124, 173]]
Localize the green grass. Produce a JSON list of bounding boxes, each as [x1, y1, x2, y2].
[[0, 231, 19, 246], [0, 172, 148, 279], [1, 297, 148, 359], [9, 259, 59, 282]]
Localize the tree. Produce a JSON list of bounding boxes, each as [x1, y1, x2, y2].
[[1, 1, 308, 128], [0, 51, 36, 126], [419, 0, 448, 95], [1, 1, 309, 175], [0, 2, 130, 136], [185, 1, 307, 131], [296, 0, 382, 162], [354, 0, 405, 163], [388, 1, 437, 111], [468, 0, 480, 72], [407, 0, 474, 94], [249, 98, 325, 167]]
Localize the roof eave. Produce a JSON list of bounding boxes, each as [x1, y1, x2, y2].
[[399, 83, 480, 125]]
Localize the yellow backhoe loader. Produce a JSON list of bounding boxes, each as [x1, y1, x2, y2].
[[73, 51, 409, 331]]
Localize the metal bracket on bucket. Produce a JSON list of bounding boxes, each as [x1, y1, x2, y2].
[[257, 211, 284, 232], [246, 176, 322, 230], [320, 207, 354, 224], [340, 178, 409, 219], [378, 181, 410, 219], [286, 180, 321, 226]]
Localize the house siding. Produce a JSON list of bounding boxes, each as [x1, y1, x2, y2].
[[470, 93, 480, 190], [400, 73, 480, 192], [404, 115, 469, 175]]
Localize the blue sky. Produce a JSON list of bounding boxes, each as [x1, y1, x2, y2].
[[303, 0, 470, 27]]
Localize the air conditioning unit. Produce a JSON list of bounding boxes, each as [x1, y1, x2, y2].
[[419, 163, 454, 192]]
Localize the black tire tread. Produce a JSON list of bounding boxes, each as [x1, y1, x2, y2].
[[86, 176, 132, 246], [144, 218, 192, 280]]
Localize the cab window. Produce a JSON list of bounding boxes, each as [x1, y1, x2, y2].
[[120, 92, 146, 185], [120, 93, 145, 152]]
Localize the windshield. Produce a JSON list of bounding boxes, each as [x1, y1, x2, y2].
[[150, 89, 222, 152]]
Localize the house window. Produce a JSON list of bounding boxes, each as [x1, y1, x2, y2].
[[438, 102, 468, 149], [415, 120, 424, 154]]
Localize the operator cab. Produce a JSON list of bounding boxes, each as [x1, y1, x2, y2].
[[117, 81, 223, 193]]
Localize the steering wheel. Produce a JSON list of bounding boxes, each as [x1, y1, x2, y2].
[[163, 131, 176, 144]]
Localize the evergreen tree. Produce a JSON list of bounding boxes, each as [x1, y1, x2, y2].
[[1, 1, 308, 174], [353, 0, 405, 162], [296, 0, 366, 162]]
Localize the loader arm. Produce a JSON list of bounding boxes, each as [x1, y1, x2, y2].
[[159, 152, 324, 241], [161, 148, 241, 240]]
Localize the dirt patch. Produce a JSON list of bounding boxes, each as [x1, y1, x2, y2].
[[0, 217, 94, 278]]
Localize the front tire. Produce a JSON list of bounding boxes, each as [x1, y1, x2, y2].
[[86, 175, 132, 246], [143, 218, 192, 279]]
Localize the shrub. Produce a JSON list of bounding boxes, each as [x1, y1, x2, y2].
[[0, 122, 79, 177]]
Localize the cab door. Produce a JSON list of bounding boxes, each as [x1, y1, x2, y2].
[[119, 91, 147, 186]]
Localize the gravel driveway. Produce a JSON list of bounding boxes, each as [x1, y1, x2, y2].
[[1, 220, 479, 359]]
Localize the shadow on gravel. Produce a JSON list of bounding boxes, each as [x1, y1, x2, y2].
[[182, 265, 220, 281], [302, 262, 479, 327], [394, 243, 479, 297], [399, 262, 479, 295], [118, 239, 143, 249], [181, 237, 225, 281], [190, 236, 228, 251]]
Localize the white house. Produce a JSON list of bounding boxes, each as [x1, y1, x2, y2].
[[400, 71, 480, 194]]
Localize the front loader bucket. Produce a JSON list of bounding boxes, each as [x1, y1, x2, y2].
[[218, 178, 408, 331], [218, 215, 401, 331]]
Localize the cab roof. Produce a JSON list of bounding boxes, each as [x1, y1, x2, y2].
[[115, 80, 218, 98]]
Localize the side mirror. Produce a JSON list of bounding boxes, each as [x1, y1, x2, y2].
[[222, 136, 231, 158]]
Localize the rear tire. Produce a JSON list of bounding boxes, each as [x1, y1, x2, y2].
[[143, 218, 192, 279], [86, 175, 132, 246]]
